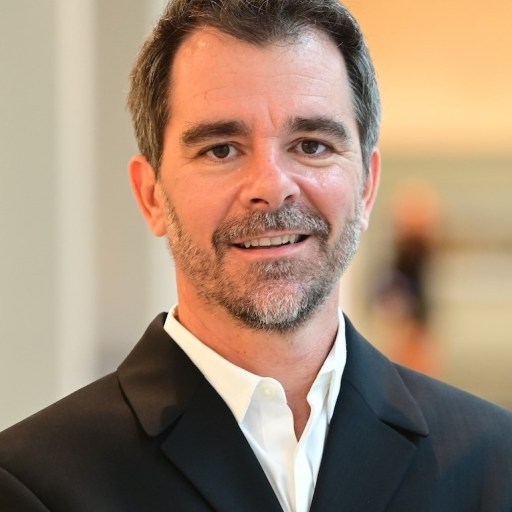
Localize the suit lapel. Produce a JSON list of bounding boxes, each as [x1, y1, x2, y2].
[[311, 318, 429, 512], [310, 380, 420, 512], [161, 378, 283, 512], [118, 314, 282, 512]]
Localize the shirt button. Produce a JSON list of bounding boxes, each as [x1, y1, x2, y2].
[[260, 384, 277, 400]]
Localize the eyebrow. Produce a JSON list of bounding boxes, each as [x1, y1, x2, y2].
[[179, 116, 352, 146], [287, 116, 352, 143], [181, 121, 250, 146]]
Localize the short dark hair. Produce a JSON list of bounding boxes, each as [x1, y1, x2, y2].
[[128, 0, 380, 175]]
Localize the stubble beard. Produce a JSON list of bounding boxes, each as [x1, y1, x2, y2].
[[164, 198, 363, 333]]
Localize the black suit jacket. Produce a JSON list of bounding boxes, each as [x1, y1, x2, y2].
[[1, 314, 511, 511]]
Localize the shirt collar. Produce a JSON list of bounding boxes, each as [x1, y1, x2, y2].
[[164, 306, 346, 424]]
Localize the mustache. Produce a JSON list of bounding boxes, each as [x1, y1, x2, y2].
[[212, 204, 331, 247]]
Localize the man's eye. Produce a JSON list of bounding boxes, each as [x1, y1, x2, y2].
[[206, 144, 235, 160], [298, 140, 330, 156]]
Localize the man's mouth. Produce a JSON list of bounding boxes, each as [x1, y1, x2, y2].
[[235, 234, 308, 249]]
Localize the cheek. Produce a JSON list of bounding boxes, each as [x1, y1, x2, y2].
[[302, 173, 359, 224], [170, 179, 233, 244]]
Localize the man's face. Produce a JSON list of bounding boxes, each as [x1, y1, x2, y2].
[[145, 27, 379, 331]]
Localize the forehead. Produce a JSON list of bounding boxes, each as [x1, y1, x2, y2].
[[167, 26, 355, 131]]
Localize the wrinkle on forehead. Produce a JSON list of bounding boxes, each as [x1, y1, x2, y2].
[[178, 25, 321, 57], [168, 25, 358, 140], [173, 25, 347, 87]]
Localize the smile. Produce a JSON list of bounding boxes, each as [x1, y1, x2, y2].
[[235, 234, 307, 249]]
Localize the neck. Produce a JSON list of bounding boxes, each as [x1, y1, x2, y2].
[[175, 285, 341, 438]]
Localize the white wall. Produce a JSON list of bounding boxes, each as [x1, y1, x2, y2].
[[1, 0, 59, 430], [0, 0, 176, 431]]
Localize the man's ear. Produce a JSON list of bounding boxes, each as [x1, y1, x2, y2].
[[129, 155, 167, 237], [360, 148, 381, 231]]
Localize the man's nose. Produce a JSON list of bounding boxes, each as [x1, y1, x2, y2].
[[238, 150, 300, 211]]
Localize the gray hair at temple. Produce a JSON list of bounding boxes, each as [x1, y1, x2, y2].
[[127, 0, 381, 176]]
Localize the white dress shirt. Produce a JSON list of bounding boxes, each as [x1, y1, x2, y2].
[[164, 307, 346, 512]]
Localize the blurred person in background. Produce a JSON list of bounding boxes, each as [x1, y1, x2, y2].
[[1, 1, 511, 511], [372, 181, 441, 376]]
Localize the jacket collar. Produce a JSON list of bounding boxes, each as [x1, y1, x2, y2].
[[117, 313, 283, 512], [342, 316, 428, 436], [310, 316, 429, 512], [117, 313, 202, 436]]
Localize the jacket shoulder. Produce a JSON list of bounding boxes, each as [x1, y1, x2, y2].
[[396, 364, 512, 475], [396, 363, 512, 429], [0, 372, 134, 470]]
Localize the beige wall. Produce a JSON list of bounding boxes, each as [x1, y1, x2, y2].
[[346, 0, 512, 153], [344, 1, 512, 407]]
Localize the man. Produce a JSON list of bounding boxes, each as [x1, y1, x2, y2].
[[1, 0, 511, 510]]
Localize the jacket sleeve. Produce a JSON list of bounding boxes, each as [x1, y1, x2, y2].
[[0, 466, 50, 512]]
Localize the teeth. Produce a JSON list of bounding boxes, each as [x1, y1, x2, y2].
[[241, 234, 301, 248]]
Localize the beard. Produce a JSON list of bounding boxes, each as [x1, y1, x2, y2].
[[164, 198, 363, 333]]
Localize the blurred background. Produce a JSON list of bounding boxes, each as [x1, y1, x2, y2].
[[1, 0, 511, 431]]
